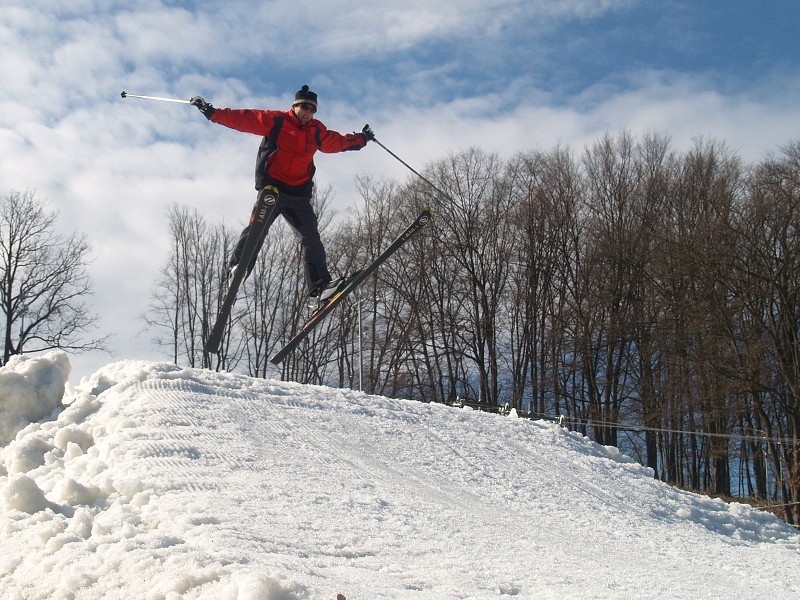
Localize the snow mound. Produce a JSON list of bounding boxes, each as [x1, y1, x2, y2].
[[1, 353, 799, 599], [1, 473, 52, 513], [0, 351, 70, 446]]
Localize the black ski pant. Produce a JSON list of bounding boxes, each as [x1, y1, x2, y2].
[[230, 188, 331, 292]]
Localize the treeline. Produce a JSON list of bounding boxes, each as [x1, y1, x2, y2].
[[146, 132, 800, 525]]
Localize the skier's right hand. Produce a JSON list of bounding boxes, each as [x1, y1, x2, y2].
[[190, 96, 215, 119]]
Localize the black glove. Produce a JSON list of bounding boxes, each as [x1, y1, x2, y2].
[[361, 124, 375, 142], [190, 96, 215, 119]]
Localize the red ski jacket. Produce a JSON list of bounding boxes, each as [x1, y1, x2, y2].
[[209, 108, 367, 194]]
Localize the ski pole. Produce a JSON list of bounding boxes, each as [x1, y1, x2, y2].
[[370, 135, 453, 203], [120, 91, 191, 105]]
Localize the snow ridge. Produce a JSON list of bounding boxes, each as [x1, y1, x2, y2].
[[1, 353, 799, 599]]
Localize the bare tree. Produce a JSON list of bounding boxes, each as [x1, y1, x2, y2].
[[422, 148, 516, 406], [506, 145, 584, 416], [578, 131, 651, 447], [729, 141, 800, 523], [648, 138, 744, 493], [239, 220, 301, 379], [144, 204, 232, 369], [0, 189, 108, 364], [344, 175, 426, 395]]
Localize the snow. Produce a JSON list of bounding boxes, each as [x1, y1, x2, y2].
[[1, 352, 799, 599]]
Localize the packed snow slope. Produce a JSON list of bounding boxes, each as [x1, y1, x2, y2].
[[1, 353, 799, 600]]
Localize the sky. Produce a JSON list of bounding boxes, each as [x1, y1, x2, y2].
[[1, 351, 799, 598], [1, 0, 799, 379]]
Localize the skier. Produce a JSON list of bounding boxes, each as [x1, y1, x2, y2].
[[190, 85, 374, 301]]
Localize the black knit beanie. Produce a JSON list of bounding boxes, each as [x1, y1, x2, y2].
[[292, 85, 318, 109]]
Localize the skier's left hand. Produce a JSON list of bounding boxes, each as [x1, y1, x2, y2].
[[361, 124, 375, 142]]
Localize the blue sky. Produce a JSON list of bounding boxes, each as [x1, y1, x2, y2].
[[1, 0, 799, 378]]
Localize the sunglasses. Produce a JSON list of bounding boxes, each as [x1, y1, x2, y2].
[[296, 102, 317, 114]]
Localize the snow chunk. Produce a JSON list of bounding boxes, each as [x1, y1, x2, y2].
[[51, 476, 104, 506], [53, 424, 94, 452], [1, 473, 49, 513], [3, 434, 55, 474], [0, 351, 70, 445], [601, 444, 638, 464], [220, 571, 306, 600]]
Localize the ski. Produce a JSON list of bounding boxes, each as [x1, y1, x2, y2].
[[270, 207, 432, 365], [204, 187, 279, 355]]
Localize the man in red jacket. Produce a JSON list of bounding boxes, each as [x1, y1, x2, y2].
[[190, 85, 374, 300]]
